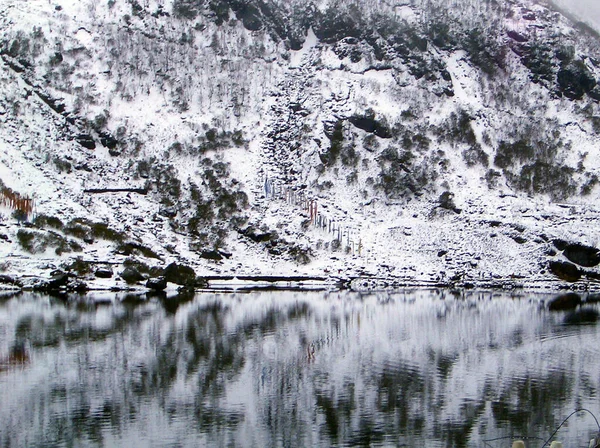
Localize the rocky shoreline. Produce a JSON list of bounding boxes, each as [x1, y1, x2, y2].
[[2, 264, 600, 297], [2, 229, 600, 296]]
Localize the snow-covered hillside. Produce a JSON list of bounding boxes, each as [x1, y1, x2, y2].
[[1, 0, 600, 290]]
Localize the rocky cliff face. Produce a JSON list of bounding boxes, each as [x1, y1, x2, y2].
[[1, 0, 600, 288]]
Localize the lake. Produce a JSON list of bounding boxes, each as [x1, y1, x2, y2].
[[1, 289, 600, 447]]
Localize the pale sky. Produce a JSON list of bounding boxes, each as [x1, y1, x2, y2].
[[550, 0, 600, 32]]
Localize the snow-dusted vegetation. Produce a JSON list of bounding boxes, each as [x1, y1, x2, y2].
[[1, 0, 600, 289]]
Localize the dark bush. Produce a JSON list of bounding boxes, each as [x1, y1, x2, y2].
[[313, 8, 361, 44], [53, 157, 72, 173], [67, 257, 93, 275], [494, 139, 535, 168], [64, 220, 91, 240], [16, 229, 35, 252], [581, 174, 599, 195], [520, 41, 554, 84], [288, 245, 312, 265], [340, 145, 359, 166], [208, 0, 230, 25], [557, 60, 597, 100], [485, 169, 502, 188], [442, 110, 477, 145], [33, 214, 64, 230], [321, 120, 344, 166], [510, 161, 576, 200], [462, 28, 505, 75], [90, 222, 127, 242], [17, 229, 81, 255]]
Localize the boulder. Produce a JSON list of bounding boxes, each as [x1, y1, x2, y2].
[[95, 268, 113, 279], [70, 280, 89, 293], [507, 30, 528, 43], [99, 132, 118, 149], [239, 226, 276, 243], [163, 262, 196, 286], [120, 267, 144, 284], [348, 114, 392, 139], [0, 275, 20, 287], [549, 261, 581, 282], [562, 242, 600, 267], [46, 272, 73, 290], [33, 272, 88, 292], [146, 276, 167, 291], [76, 134, 96, 150], [201, 250, 223, 261]]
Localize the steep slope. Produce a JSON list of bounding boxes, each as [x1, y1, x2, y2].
[[1, 0, 600, 288]]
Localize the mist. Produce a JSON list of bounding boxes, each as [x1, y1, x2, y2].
[[549, 0, 600, 31]]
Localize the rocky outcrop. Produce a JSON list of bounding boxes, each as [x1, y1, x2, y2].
[[94, 268, 113, 279], [163, 262, 197, 286], [146, 276, 167, 291], [554, 240, 600, 267], [32, 272, 88, 293], [119, 267, 145, 284], [75, 134, 96, 150], [548, 260, 581, 282]]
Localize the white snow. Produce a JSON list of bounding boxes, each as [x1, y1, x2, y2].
[[0, 0, 599, 289]]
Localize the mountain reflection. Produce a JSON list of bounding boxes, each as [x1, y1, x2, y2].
[[1, 291, 600, 447]]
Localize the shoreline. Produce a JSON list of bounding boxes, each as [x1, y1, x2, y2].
[[2, 272, 600, 296]]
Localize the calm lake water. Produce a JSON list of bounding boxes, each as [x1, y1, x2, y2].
[[1, 289, 600, 447]]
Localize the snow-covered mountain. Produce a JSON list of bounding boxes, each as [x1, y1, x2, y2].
[[2, 0, 600, 289]]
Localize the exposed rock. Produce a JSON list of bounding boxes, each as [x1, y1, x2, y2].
[[95, 268, 113, 278], [163, 262, 196, 286], [239, 225, 277, 243], [159, 207, 177, 218], [553, 239, 569, 251], [438, 191, 461, 214], [560, 242, 600, 267], [201, 250, 223, 261], [348, 114, 392, 139], [511, 235, 527, 244], [507, 30, 528, 43], [146, 276, 167, 291], [218, 249, 232, 259], [232, 3, 262, 31], [548, 261, 581, 282], [70, 280, 89, 293], [548, 292, 582, 311], [120, 267, 145, 284], [32, 272, 88, 292], [0, 274, 21, 287], [45, 272, 73, 290], [76, 134, 96, 150], [99, 132, 118, 149]]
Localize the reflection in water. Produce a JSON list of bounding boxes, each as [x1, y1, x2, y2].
[[1, 290, 600, 447]]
